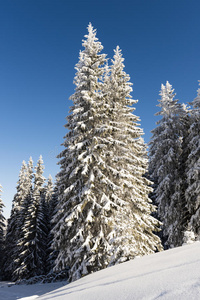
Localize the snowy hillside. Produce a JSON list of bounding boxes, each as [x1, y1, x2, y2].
[[1, 242, 200, 300]]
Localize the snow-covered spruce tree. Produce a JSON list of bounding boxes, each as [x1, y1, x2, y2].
[[149, 82, 188, 248], [0, 184, 5, 279], [101, 46, 162, 264], [3, 160, 28, 280], [8, 157, 34, 280], [52, 23, 108, 281], [185, 81, 200, 239], [14, 156, 48, 280], [53, 24, 162, 282]]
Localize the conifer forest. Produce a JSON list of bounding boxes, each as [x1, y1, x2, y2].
[[0, 24, 200, 283]]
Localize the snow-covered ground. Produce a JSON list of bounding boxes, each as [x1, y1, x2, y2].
[[0, 281, 66, 300], [1, 242, 200, 300]]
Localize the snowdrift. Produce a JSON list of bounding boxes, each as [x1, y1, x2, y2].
[[38, 242, 200, 300]]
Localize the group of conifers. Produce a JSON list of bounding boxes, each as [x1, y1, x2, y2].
[[0, 23, 199, 283]]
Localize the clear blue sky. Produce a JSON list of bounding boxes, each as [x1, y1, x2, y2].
[[1, 0, 200, 218]]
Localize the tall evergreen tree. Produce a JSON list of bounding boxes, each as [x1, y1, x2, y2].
[[102, 46, 162, 264], [185, 81, 200, 239], [0, 184, 5, 279], [53, 23, 108, 281], [14, 156, 48, 280], [149, 82, 187, 248], [53, 24, 162, 282]]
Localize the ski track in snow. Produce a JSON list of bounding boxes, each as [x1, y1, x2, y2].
[[1, 242, 200, 300]]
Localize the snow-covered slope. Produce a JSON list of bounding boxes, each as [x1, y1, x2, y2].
[[39, 242, 200, 300], [1, 242, 200, 300]]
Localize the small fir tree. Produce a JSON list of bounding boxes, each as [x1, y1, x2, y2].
[[44, 175, 59, 273], [11, 157, 34, 280], [4, 160, 29, 280]]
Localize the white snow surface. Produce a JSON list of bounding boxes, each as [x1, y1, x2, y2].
[[1, 242, 200, 300], [0, 282, 66, 300]]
